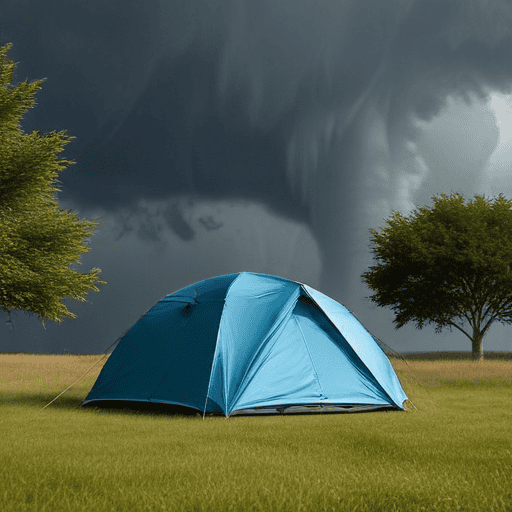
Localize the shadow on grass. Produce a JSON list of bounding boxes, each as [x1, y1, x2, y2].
[[1, 392, 203, 418], [3, 392, 408, 419], [82, 401, 203, 418], [1, 392, 84, 410]]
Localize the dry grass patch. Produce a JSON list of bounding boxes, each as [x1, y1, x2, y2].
[[391, 357, 512, 389]]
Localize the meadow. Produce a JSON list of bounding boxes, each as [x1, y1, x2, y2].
[[1, 353, 511, 511]]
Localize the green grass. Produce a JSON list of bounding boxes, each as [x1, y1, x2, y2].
[[1, 354, 511, 511]]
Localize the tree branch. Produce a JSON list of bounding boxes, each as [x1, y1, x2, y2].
[[481, 315, 497, 336], [447, 320, 472, 341]]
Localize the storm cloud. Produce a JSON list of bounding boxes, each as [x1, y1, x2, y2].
[[2, 0, 512, 352]]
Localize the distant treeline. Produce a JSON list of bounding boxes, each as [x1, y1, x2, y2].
[[401, 352, 512, 361]]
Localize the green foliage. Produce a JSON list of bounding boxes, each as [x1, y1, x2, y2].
[[0, 43, 106, 326], [362, 193, 512, 358]]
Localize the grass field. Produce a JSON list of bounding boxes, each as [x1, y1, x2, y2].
[[1, 353, 511, 511]]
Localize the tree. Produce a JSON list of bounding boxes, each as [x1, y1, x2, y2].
[[362, 192, 512, 361], [0, 43, 106, 327]]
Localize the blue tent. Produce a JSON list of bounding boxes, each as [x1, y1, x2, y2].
[[83, 273, 408, 416]]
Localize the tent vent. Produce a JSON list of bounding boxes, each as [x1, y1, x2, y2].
[[181, 303, 193, 316]]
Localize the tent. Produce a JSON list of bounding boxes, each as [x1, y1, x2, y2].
[[82, 272, 408, 416]]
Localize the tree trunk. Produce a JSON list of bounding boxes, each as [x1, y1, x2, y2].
[[471, 331, 484, 361]]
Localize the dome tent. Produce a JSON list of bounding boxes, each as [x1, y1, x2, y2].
[[82, 272, 408, 417]]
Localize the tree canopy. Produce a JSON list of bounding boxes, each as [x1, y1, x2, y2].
[[362, 192, 512, 360], [0, 43, 105, 327]]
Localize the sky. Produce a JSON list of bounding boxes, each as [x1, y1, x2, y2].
[[2, 0, 512, 355]]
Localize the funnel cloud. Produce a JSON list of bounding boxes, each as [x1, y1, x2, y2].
[[1, 0, 512, 353]]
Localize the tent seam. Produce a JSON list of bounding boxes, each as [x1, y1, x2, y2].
[[204, 274, 243, 418], [303, 286, 399, 408], [225, 285, 301, 413], [338, 305, 403, 407], [293, 313, 325, 399], [203, 301, 228, 419]]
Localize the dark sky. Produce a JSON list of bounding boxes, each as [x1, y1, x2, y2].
[[2, 0, 512, 354]]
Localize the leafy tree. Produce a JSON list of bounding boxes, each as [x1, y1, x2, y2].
[[0, 43, 106, 327], [362, 192, 512, 361]]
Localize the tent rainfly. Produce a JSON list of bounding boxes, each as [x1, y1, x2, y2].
[[82, 272, 408, 417]]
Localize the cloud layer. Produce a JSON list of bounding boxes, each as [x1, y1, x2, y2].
[[2, 0, 512, 352]]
